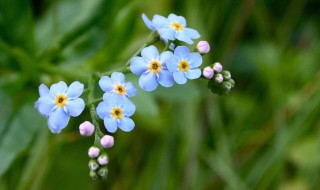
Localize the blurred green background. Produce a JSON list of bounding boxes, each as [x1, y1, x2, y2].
[[1, 0, 320, 189]]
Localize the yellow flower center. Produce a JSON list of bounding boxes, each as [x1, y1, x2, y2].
[[114, 84, 126, 96], [55, 94, 67, 107], [178, 60, 190, 72], [111, 107, 123, 119], [171, 22, 184, 31], [149, 60, 162, 73]]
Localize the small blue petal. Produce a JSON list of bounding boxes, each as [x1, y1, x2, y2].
[[37, 95, 55, 116], [141, 45, 159, 61], [139, 72, 158, 91], [103, 93, 123, 105], [122, 98, 136, 116], [142, 13, 156, 30], [187, 52, 202, 68], [153, 14, 169, 29], [173, 71, 187, 84], [111, 72, 125, 84], [130, 57, 148, 75], [118, 117, 135, 132], [99, 76, 114, 93], [166, 56, 179, 72], [103, 117, 117, 133], [124, 82, 137, 97], [168, 14, 186, 26], [174, 46, 190, 59], [50, 81, 67, 96], [158, 70, 174, 87], [185, 68, 201, 80], [159, 51, 173, 64], [47, 107, 70, 133], [158, 27, 175, 41], [66, 81, 84, 99], [184, 28, 200, 39], [175, 30, 194, 44], [39, 84, 49, 96], [64, 98, 85, 117], [96, 101, 112, 119]]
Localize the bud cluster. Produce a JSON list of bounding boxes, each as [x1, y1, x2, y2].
[[88, 146, 109, 180], [203, 62, 235, 95]]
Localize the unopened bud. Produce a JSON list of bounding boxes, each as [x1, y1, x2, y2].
[[100, 135, 114, 148], [203, 66, 214, 79], [98, 166, 108, 178], [221, 70, 231, 80], [214, 73, 223, 83], [197, 41, 210, 54], [79, 121, 94, 136], [98, 154, 109, 165], [88, 146, 100, 158], [89, 159, 99, 171], [213, 62, 223, 73], [228, 79, 235, 88], [222, 81, 232, 92], [90, 170, 99, 180]]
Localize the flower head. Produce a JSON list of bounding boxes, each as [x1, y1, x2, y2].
[[99, 72, 137, 98], [35, 81, 85, 133], [167, 46, 202, 84], [96, 93, 136, 133], [130, 45, 174, 91], [152, 13, 200, 44]]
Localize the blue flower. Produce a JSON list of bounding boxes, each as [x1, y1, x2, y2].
[[96, 93, 136, 133], [152, 13, 200, 44], [130, 45, 174, 91], [99, 72, 137, 98], [35, 81, 85, 133], [167, 46, 202, 84]]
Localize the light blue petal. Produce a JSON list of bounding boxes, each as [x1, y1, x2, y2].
[[159, 51, 173, 64], [158, 70, 174, 87], [184, 28, 200, 39], [141, 45, 159, 61], [66, 81, 84, 99], [130, 57, 148, 75], [139, 72, 158, 91], [142, 13, 156, 30], [103, 93, 122, 105], [187, 52, 202, 68], [118, 117, 135, 132], [175, 30, 194, 44], [158, 27, 175, 41], [64, 98, 85, 117], [99, 76, 114, 92], [168, 14, 186, 26], [96, 101, 112, 119], [37, 95, 55, 116], [124, 82, 137, 97], [166, 56, 179, 72], [50, 81, 67, 96], [185, 69, 201, 80], [174, 46, 190, 59], [111, 72, 125, 84], [48, 107, 70, 133], [173, 71, 187, 84], [122, 98, 136, 116], [152, 14, 169, 28], [39, 84, 49, 96], [103, 117, 117, 133]]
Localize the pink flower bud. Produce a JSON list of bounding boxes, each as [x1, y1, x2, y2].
[[88, 146, 100, 158], [213, 62, 223, 73], [100, 135, 114, 148], [215, 73, 224, 83], [79, 121, 95, 136], [203, 66, 214, 79], [89, 159, 99, 171], [197, 41, 210, 54], [98, 154, 109, 165]]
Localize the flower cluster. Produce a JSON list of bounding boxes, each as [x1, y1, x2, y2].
[[34, 12, 235, 181], [204, 62, 235, 95]]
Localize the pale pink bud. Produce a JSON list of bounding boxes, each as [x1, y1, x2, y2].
[[79, 121, 95, 136], [203, 66, 214, 79], [89, 160, 99, 171], [213, 62, 223, 73], [98, 154, 109, 165], [215, 73, 224, 83], [88, 146, 100, 158], [197, 41, 210, 54], [100, 135, 114, 148]]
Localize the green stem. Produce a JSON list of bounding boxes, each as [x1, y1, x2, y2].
[[85, 97, 103, 107], [162, 40, 172, 52]]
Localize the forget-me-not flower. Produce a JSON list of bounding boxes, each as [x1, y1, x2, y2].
[[35, 81, 85, 133], [167, 46, 202, 84], [96, 93, 136, 133], [130, 45, 174, 91], [99, 72, 137, 98]]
